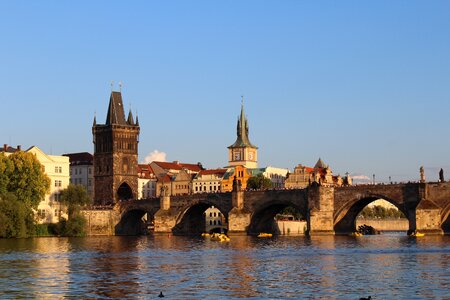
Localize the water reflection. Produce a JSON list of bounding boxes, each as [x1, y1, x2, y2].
[[0, 234, 450, 299]]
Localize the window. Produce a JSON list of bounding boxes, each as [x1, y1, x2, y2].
[[209, 212, 212, 217], [88, 179, 92, 186], [55, 180, 62, 187], [54, 209, 58, 217], [55, 166, 62, 173], [210, 220, 212, 225]]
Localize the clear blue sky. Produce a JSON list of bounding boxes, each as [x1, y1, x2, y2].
[[1, 1, 450, 183]]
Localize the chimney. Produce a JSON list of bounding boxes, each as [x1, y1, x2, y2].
[[17, 145, 21, 151], [173, 161, 180, 165], [3, 144, 7, 152]]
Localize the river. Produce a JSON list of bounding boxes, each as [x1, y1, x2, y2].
[[0, 233, 449, 299]]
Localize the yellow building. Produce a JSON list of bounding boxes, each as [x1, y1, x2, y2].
[[221, 165, 252, 192]]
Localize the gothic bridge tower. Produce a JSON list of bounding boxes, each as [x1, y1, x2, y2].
[[92, 91, 140, 205], [228, 98, 258, 168]]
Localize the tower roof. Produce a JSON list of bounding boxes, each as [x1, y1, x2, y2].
[[106, 91, 127, 125], [127, 109, 135, 125], [314, 158, 328, 169], [228, 99, 257, 149]]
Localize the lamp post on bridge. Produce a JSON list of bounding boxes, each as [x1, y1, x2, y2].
[[372, 174, 375, 185]]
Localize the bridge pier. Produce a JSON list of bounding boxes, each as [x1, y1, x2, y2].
[[228, 179, 251, 234], [154, 194, 178, 233], [413, 199, 444, 235], [307, 185, 335, 235]]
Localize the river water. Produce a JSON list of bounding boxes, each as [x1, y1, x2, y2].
[[0, 234, 449, 299]]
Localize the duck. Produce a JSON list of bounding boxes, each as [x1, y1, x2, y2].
[[359, 296, 371, 300], [158, 291, 165, 298]]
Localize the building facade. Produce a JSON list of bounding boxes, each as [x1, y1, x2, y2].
[[150, 161, 203, 196], [63, 152, 94, 200], [92, 91, 140, 205], [137, 164, 157, 199], [221, 165, 252, 192], [192, 169, 227, 194], [285, 158, 347, 189], [227, 100, 258, 169], [205, 206, 227, 233]]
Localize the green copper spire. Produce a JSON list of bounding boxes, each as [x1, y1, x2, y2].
[[229, 97, 257, 149]]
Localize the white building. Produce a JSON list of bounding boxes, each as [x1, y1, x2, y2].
[[63, 152, 94, 200], [205, 206, 227, 233], [250, 166, 290, 189], [138, 164, 157, 199], [192, 169, 227, 194], [27, 146, 70, 223]]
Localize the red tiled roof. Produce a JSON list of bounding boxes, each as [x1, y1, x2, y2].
[[153, 161, 203, 172], [138, 164, 156, 179], [198, 169, 227, 176]]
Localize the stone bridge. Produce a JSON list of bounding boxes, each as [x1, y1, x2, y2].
[[87, 182, 450, 236]]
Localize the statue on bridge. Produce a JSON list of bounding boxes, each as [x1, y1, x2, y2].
[[439, 168, 444, 182], [420, 166, 425, 183], [160, 185, 169, 197]]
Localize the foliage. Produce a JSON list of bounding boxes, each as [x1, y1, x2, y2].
[[6, 151, 50, 209], [276, 206, 305, 220], [52, 214, 87, 237], [63, 214, 87, 237], [0, 153, 13, 195], [0, 193, 35, 238], [247, 174, 273, 190], [60, 184, 91, 218], [359, 205, 406, 219]]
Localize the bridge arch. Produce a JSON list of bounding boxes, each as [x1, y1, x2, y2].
[[334, 194, 411, 234], [115, 209, 153, 235], [173, 199, 230, 235], [248, 199, 307, 235], [115, 199, 160, 235], [440, 202, 450, 234]]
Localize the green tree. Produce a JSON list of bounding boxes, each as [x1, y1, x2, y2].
[[60, 184, 91, 218], [247, 173, 273, 190], [7, 151, 50, 209], [0, 153, 13, 195], [0, 193, 35, 238]]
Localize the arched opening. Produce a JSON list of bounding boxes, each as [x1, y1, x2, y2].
[[249, 202, 307, 236], [115, 209, 154, 235], [441, 206, 450, 234], [335, 197, 409, 235], [173, 203, 228, 235], [117, 182, 133, 201]]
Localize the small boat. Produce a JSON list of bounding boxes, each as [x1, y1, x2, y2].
[[350, 232, 363, 237], [201, 233, 210, 237], [409, 231, 425, 237], [210, 233, 230, 242], [257, 233, 273, 238]]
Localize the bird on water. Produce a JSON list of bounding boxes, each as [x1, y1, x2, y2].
[[158, 291, 164, 298], [360, 296, 371, 300]]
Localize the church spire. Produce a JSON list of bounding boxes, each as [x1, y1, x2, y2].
[[127, 109, 135, 125], [229, 97, 257, 149], [105, 91, 126, 125]]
